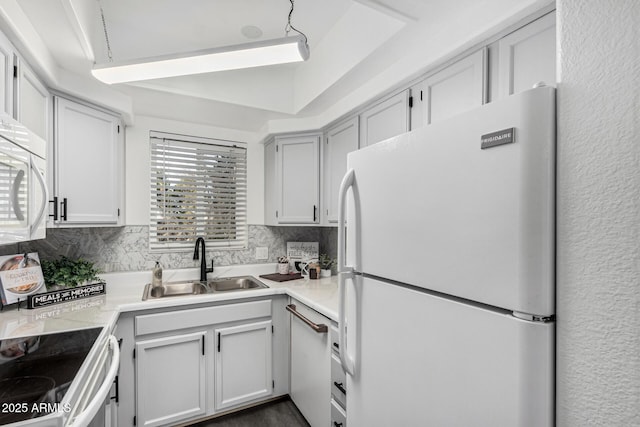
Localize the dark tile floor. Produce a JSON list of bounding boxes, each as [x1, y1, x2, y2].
[[189, 398, 310, 427]]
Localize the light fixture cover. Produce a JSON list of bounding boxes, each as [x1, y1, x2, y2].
[[91, 35, 310, 84]]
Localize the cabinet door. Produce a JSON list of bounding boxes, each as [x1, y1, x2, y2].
[[54, 97, 122, 225], [289, 302, 331, 427], [421, 49, 486, 125], [0, 32, 14, 117], [359, 91, 409, 148], [16, 60, 49, 141], [215, 321, 273, 410], [136, 331, 208, 427], [324, 117, 359, 223], [498, 11, 556, 98], [264, 139, 277, 226], [275, 134, 320, 224]]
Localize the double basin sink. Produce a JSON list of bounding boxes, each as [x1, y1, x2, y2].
[[142, 276, 268, 300]]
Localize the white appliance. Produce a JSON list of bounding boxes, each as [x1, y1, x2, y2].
[[0, 114, 48, 245], [337, 86, 555, 426]]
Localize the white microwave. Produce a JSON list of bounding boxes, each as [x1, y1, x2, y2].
[[0, 115, 48, 245]]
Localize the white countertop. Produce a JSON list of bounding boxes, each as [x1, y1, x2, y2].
[[0, 263, 339, 340]]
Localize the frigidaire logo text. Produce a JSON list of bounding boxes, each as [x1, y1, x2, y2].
[[480, 127, 515, 149]]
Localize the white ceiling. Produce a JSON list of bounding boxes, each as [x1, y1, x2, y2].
[[6, 0, 551, 133]]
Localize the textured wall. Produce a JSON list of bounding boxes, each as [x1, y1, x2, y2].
[[0, 226, 338, 273], [556, 0, 640, 425]]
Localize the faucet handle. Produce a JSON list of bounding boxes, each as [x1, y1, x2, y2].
[[206, 259, 214, 273]]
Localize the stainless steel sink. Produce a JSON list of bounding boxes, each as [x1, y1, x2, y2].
[[208, 276, 268, 292], [142, 276, 267, 300], [142, 281, 208, 300]]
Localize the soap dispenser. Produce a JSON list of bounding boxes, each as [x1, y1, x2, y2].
[[152, 261, 163, 287]]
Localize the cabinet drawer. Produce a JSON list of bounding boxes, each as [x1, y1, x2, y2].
[[331, 353, 346, 408], [136, 300, 271, 336], [330, 323, 340, 355], [331, 398, 347, 427]]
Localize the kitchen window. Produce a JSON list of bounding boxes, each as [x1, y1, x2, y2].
[[149, 131, 247, 250]]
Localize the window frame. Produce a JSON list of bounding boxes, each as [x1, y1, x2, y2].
[[149, 131, 248, 252]]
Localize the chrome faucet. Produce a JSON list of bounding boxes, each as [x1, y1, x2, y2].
[[193, 237, 213, 282]]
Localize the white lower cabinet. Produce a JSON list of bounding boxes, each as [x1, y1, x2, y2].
[[331, 399, 347, 427], [135, 331, 209, 427], [288, 300, 332, 427], [215, 320, 273, 410], [116, 297, 289, 427]]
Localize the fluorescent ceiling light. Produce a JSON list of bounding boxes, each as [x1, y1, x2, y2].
[[91, 35, 310, 84]]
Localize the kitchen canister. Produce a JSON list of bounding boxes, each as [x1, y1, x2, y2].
[[277, 262, 289, 275]]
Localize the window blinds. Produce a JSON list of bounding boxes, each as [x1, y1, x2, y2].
[[149, 133, 247, 250]]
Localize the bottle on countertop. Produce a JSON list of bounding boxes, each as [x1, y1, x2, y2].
[[152, 261, 163, 287]]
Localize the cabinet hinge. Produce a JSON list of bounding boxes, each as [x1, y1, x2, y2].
[[12, 65, 17, 79], [409, 96, 413, 108]]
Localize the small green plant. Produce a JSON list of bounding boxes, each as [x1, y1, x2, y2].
[[319, 254, 336, 270], [41, 257, 101, 288]]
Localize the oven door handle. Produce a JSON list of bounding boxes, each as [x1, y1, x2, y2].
[[67, 335, 120, 427]]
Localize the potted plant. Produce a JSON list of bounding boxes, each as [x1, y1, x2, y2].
[[319, 254, 336, 278], [277, 256, 290, 275], [41, 257, 102, 290]]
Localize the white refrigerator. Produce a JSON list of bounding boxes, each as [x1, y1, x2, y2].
[[337, 86, 555, 426]]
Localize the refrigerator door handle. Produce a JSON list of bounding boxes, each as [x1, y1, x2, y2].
[[338, 168, 357, 376]]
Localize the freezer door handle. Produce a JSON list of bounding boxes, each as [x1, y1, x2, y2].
[[338, 168, 358, 376]]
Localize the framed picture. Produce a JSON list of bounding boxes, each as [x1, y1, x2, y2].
[[0, 253, 46, 306]]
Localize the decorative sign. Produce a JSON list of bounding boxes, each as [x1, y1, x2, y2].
[[27, 282, 106, 309], [286, 242, 319, 271], [0, 253, 46, 306], [481, 127, 515, 149]]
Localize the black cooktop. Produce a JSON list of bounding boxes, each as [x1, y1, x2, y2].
[[0, 327, 102, 424]]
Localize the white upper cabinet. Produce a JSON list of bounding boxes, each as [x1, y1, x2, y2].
[[497, 11, 556, 98], [52, 96, 123, 226], [412, 49, 487, 128], [16, 59, 49, 142], [359, 90, 410, 148], [264, 139, 277, 226], [275, 133, 320, 224], [0, 32, 14, 117], [323, 117, 359, 224]]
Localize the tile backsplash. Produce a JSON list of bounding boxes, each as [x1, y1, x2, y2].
[[0, 225, 338, 273]]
